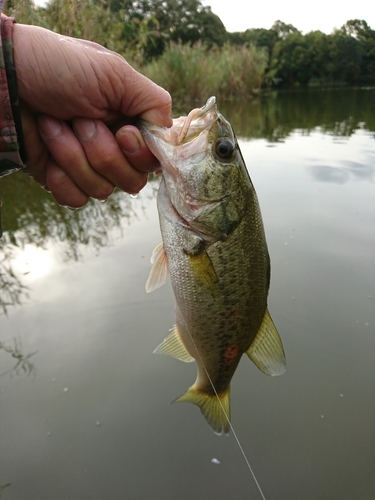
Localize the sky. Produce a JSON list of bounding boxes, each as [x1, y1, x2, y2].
[[202, 0, 375, 34]]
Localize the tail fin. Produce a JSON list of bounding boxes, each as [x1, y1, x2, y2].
[[173, 385, 231, 435]]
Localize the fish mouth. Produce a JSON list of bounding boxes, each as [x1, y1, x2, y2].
[[141, 96, 218, 147], [140, 97, 224, 234]]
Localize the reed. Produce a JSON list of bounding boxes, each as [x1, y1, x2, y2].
[[143, 43, 268, 104]]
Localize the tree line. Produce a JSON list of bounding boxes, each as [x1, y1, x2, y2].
[[5, 0, 375, 89], [110, 1, 375, 86], [230, 19, 375, 86]]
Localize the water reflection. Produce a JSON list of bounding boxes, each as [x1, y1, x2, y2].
[[0, 88, 374, 369], [0, 172, 158, 259], [219, 86, 375, 140], [0, 337, 37, 378], [308, 160, 375, 184], [0, 173, 159, 313], [308, 165, 351, 184], [0, 88, 374, 500], [0, 243, 28, 314]]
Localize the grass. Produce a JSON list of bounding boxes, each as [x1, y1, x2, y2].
[[143, 43, 268, 104]]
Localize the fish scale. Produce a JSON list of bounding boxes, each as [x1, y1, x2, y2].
[[140, 96, 286, 435]]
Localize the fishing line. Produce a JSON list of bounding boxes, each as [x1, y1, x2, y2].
[[176, 304, 267, 500]]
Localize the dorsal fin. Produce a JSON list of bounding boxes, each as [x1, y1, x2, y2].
[[246, 308, 286, 376]]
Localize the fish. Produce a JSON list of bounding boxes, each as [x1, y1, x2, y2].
[[140, 96, 286, 435]]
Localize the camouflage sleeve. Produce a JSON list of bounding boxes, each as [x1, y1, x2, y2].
[[0, 12, 26, 177], [0, 8, 26, 237]]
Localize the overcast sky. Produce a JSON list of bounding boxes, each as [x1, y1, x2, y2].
[[32, 0, 375, 35], [202, 0, 375, 34]]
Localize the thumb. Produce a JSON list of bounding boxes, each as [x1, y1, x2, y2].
[[116, 62, 173, 127]]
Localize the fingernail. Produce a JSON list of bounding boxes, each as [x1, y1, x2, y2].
[[38, 115, 62, 139], [118, 130, 141, 155], [73, 119, 96, 141]]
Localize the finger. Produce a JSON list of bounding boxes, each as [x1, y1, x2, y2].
[[116, 125, 160, 173], [45, 161, 89, 208], [37, 114, 115, 200], [137, 96, 173, 128], [20, 105, 49, 187], [115, 63, 173, 127], [73, 118, 148, 194]]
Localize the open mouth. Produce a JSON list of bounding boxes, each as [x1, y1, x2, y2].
[[141, 96, 218, 147], [170, 96, 217, 146]]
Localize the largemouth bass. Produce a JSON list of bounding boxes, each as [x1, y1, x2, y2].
[[140, 97, 285, 434]]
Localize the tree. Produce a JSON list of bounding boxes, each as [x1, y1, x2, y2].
[[110, 0, 227, 60], [304, 31, 330, 84], [328, 29, 362, 84], [271, 20, 300, 40], [342, 20, 375, 83], [342, 19, 374, 39], [269, 30, 309, 85]]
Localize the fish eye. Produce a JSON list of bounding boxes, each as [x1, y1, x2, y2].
[[214, 138, 235, 160]]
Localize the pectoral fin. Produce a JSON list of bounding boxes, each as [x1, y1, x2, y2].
[[246, 309, 286, 376], [187, 251, 219, 295], [153, 324, 194, 362], [145, 243, 168, 293]]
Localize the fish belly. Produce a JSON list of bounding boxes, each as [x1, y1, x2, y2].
[[158, 184, 270, 394]]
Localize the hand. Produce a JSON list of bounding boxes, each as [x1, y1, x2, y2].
[[13, 24, 172, 207]]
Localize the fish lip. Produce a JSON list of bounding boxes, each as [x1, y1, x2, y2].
[[139, 96, 218, 148], [139, 97, 219, 190], [172, 96, 217, 146], [140, 97, 226, 237]]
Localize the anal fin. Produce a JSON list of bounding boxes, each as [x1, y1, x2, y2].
[[246, 308, 286, 376], [153, 324, 194, 363]]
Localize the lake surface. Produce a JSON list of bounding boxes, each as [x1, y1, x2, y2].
[[0, 87, 374, 500]]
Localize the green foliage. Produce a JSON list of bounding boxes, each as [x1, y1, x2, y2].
[[270, 31, 309, 85], [229, 18, 375, 87], [142, 43, 268, 104], [270, 20, 375, 86], [6, 0, 129, 52], [5, 0, 47, 26], [341, 19, 375, 84], [109, 0, 227, 60], [4, 1, 375, 92]]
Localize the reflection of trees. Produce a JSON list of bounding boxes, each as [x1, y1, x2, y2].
[[0, 337, 37, 378], [219, 87, 375, 141], [0, 172, 159, 312], [0, 244, 28, 314], [0, 173, 153, 259], [0, 89, 374, 312]]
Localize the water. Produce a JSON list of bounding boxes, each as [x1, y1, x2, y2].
[[0, 88, 374, 500]]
